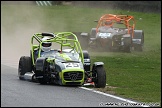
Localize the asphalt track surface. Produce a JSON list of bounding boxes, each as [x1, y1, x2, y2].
[[1, 61, 149, 107]]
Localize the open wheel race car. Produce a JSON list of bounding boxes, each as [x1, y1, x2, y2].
[[78, 14, 144, 52], [18, 32, 106, 88]]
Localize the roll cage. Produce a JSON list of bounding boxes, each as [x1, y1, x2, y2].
[[96, 14, 135, 37], [31, 32, 84, 65]]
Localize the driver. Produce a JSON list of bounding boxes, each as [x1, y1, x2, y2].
[[34, 37, 52, 58], [104, 20, 113, 27], [98, 20, 114, 32], [41, 37, 52, 52]]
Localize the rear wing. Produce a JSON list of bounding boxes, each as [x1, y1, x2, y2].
[[96, 14, 136, 37]]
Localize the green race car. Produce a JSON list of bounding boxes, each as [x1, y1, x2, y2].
[[18, 32, 106, 88]]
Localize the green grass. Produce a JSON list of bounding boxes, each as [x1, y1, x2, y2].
[[1, 4, 161, 103], [90, 52, 161, 102]]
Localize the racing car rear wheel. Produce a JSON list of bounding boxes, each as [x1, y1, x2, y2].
[[18, 56, 32, 80], [94, 66, 106, 88]]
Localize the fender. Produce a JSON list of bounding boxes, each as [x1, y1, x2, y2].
[[92, 62, 104, 80], [92, 62, 104, 71], [93, 62, 104, 67], [132, 30, 144, 45], [35, 57, 47, 71]]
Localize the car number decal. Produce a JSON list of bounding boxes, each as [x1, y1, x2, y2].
[[63, 63, 80, 68], [99, 33, 111, 38]]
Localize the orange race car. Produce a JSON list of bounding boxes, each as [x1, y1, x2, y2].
[[80, 14, 144, 52]]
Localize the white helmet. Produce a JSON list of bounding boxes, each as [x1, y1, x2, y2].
[[41, 37, 52, 52]]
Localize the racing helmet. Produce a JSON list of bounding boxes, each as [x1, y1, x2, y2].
[[104, 20, 113, 27], [41, 37, 52, 52]]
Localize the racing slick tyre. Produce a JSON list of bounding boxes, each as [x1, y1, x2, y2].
[[38, 77, 48, 85], [18, 56, 32, 80], [83, 50, 91, 72], [94, 66, 106, 88], [90, 28, 97, 38]]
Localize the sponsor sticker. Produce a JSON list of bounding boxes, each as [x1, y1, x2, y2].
[[63, 63, 80, 68], [99, 33, 111, 38]]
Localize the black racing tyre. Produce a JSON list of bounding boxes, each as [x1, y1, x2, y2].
[[94, 66, 106, 88], [38, 77, 48, 85], [90, 28, 96, 38], [83, 50, 91, 72], [18, 56, 32, 80]]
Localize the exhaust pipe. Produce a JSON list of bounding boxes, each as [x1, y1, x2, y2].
[[24, 72, 35, 81]]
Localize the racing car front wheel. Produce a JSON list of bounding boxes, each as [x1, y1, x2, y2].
[[94, 66, 106, 88], [38, 77, 48, 85], [18, 56, 32, 80]]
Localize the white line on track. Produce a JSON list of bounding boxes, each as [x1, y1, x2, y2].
[[79, 87, 149, 107]]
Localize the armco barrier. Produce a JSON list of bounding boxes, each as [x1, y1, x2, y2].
[[36, 1, 52, 6], [1, 1, 160, 13]]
